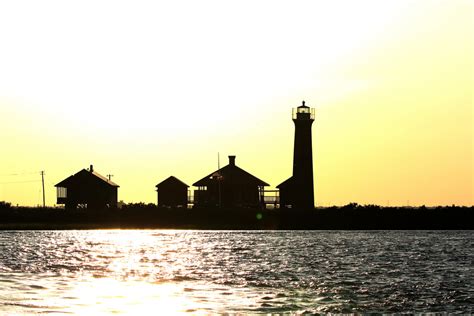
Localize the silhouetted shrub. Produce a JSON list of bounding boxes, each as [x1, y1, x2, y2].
[[0, 201, 11, 210]]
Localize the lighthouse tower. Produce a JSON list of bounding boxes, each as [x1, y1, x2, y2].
[[277, 101, 315, 209]]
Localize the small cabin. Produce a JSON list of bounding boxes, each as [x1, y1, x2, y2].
[[55, 165, 119, 210], [193, 155, 269, 208], [156, 176, 189, 208], [276, 176, 294, 208]]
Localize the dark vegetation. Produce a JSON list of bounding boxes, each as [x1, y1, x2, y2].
[[0, 201, 472, 230]]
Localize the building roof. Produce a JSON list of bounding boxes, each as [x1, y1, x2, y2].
[[276, 176, 293, 189], [55, 175, 75, 187], [55, 168, 119, 188], [193, 161, 269, 187], [156, 176, 189, 188]]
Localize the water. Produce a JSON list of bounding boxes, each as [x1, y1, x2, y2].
[[0, 230, 472, 314]]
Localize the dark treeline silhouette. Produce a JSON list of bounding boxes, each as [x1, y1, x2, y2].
[[1, 202, 472, 230]]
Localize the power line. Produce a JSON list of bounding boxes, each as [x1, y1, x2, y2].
[[0, 179, 41, 184], [0, 171, 42, 177]]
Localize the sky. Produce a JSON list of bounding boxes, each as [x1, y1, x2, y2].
[[0, 0, 472, 207]]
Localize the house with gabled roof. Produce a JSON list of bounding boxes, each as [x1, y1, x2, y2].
[[193, 155, 268, 208], [156, 176, 189, 208], [55, 165, 119, 209]]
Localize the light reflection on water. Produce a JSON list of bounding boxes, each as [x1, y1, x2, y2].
[[1, 275, 261, 315], [0, 230, 473, 314]]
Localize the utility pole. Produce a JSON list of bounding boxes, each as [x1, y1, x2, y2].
[[107, 174, 114, 181], [40, 171, 45, 208], [217, 152, 221, 208]]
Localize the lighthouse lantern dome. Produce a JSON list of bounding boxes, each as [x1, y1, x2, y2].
[[292, 100, 315, 120]]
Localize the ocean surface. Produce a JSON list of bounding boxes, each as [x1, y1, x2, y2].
[[0, 230, 472, 314]]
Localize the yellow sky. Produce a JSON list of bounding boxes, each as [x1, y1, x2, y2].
[[0, 0, 472, 206]]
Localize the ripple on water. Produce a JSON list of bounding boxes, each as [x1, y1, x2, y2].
[[0, 230, 472, 314]]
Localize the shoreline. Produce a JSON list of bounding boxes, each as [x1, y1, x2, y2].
[[1, 205, 472, 230]]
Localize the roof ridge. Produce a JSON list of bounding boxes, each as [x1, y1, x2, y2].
[[156, 176, 189, 187], [193, 163, 268, 186], [55, 168, 119, 187]]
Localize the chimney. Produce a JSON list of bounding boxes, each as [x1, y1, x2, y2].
[[90, 165, 94, 173], [228, 155, 236, 166]]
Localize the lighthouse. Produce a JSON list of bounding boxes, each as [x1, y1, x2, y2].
[[277, 101, 315, 209]]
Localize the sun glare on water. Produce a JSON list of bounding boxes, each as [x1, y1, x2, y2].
[[8, 231, 259, 315], [62, 279, 199, 315]]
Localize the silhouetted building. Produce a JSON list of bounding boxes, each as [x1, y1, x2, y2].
[[278, 101, 315, 209], [276, 177, 294, 208], [156, 176, 189, 208], [193, 155, 269, 208], [55, 165, 119, 210]]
